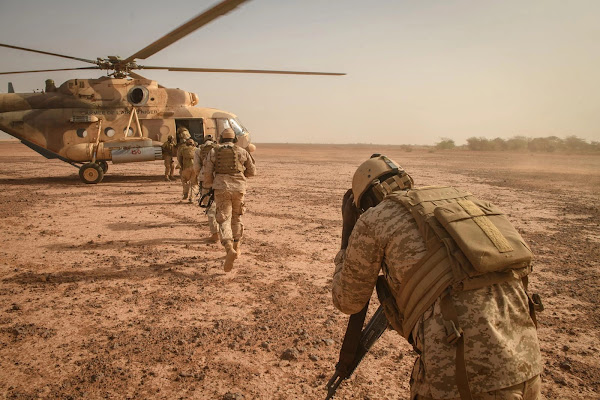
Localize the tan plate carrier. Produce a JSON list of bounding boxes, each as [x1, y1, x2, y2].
[[379, 186, 540, 400], [215, 145, 243, 174]]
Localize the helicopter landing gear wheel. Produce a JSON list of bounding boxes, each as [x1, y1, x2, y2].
[[97, 160, 109, 173], [79, 163, 104, 184]]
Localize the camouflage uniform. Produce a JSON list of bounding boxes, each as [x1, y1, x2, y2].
[[194, 139, 218, 236], [332, 198, 542, 400], [177, 142, 197, 201], [203, 144, 256, 246], [161, 138, 177, 180]]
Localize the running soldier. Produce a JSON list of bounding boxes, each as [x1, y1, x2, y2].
[[195, 134, 219, 242], [161, 135, 177, 181], [177, 138, 197, 202], [203, 128, 256, 272]]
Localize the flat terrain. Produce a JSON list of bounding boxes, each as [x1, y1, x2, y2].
[[0, 142, 599, 399]]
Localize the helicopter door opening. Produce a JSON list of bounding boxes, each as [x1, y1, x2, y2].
[[175, 119, 204, 144]]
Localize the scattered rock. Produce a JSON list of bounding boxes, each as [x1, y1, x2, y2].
[[223, 392, 244, 400], [559, 361, 572, 371], [280, 348, 299, 361]]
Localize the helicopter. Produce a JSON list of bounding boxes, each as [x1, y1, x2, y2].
[[0, 0, 344, 184]]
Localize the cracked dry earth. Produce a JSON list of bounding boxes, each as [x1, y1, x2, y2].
[[0, 142, 599, 400]]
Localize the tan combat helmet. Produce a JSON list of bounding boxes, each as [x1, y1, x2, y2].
[[222, 128, 235, 139], [352, 154, 414, 209]]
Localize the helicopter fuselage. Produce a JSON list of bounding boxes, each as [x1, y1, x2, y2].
[[0, 76, 252, 168]]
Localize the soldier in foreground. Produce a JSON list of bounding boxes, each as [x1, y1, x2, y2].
[[332, 155, 542, 400], [161, 135, 177, 181], [195, 134, 219, 242], [177, 138, 197, 202], [203, 128, 256, 272]]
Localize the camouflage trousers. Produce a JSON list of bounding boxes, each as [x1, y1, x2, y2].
[[415, 374, 542, 400], [200, 186, 218, 235], [180, 167, 197, 199], [163, 155, 175, 178], [214, 189, 245, 244]]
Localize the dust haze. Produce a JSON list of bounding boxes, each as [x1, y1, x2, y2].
[[0, 142, 599, 399]]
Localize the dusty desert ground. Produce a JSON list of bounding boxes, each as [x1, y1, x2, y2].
[[0, 141, 599, 400]]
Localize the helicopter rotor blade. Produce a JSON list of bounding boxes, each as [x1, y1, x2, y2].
[[140, 65, 346, 76], [0, 43, 98, 65], [0, 67, 100, 75], [122, 0, 249, 63]]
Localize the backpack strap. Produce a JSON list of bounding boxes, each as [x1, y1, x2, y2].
[[439, 291, 473, 400]]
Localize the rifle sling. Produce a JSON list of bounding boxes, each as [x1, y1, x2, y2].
[[336, 300, 370, 377]]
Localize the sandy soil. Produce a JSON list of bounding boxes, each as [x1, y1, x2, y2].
[[0, 142, 599, 400]]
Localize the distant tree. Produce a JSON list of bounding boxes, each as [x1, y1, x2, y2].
[[466, 137, 490, 151], [491, 137, 508, 151], [528, 136, 563, 152], [564, 135, 587, 151], [436, 137, 456, 150], [506, 136, 529, 151]]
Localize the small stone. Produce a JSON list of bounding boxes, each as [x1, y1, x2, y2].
[[309, 354, 319, 362], [223, 392, 244, 400], [559, 361, 572, 371], [280, 348, 299, 361], [322, 338, 335, 346]]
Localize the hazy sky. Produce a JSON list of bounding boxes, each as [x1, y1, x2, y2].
[[0, 0, 598, 145]]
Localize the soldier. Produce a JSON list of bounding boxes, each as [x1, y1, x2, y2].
[[161, 135, 177, 181], [174, 126, 192, 171], [177, 138, 197, 202], [195, 134, 219, 242], [332, 155, 542, 400], [204, 128, 256, 272]]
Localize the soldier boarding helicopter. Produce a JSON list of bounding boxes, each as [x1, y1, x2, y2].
[[0, 0, 344, 183]]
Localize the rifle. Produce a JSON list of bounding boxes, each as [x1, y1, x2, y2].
[[326, 275, 397, 399]]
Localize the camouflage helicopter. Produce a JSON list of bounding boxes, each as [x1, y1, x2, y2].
[[0, 0, 344, 184]]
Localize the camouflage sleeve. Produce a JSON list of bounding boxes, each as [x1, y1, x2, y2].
[[332, 217, 383, 315], [193, 149, 201, 174], [177, 146, 183, 166], [242, 149, 256, 177], [203, 149, 215, 188]]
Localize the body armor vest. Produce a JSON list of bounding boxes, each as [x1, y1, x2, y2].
[[214, 145, 243, 175], [181, 145, 196, 169], [199, 142, 215, 163], [383, 186, 533, 340]]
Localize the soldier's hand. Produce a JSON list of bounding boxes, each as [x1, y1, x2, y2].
[[341, 189, 360, 250]]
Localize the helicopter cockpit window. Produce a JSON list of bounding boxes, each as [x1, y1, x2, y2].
[[123, 127, 134, 137], [105, 127, 116, 138], [228, 118, 247, 136], [76, 128, 88, 138], [127, 86, 150, 106]]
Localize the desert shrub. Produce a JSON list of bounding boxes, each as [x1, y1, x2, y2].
[[435, 138, 455, 150], [506, 136, 529, 151]]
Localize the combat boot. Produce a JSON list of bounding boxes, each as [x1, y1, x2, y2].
[[208, 232, 219, 243], [165, 176, 170, 181], [223, 240, 238, 272], [233, 239, 242, 257]]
